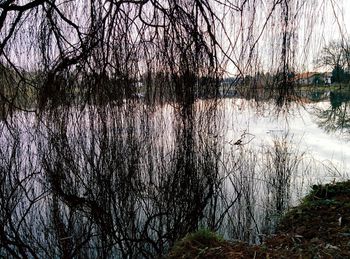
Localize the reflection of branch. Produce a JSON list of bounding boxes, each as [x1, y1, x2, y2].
[[313, 102, 350, 135], [230, 131, 255, 146]]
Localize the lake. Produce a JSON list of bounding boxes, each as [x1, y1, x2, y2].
[[1, 88, 349, 258]]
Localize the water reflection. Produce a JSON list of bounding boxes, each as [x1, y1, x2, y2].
[[312, 90, 350, 137], [0, 96, 348, 258]]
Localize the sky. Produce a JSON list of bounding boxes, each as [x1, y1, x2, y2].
[[311, 0, 350, 71], [222, 0, 350, 75], [341, 1, 350, 24], [2, 0, 350, 75], [332, 0, 350, 39], [343, 1, 350, 35], [290, 0, 350, 72]]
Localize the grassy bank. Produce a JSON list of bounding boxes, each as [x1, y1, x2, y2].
[[298, 83, 350, 92], [167, 181, 350, 258]]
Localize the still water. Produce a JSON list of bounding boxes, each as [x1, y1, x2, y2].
[[224, 96, 350, 179], [0, 89, 349, 258]]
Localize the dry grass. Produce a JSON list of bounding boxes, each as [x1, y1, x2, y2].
[[166, 181, 350, 258]]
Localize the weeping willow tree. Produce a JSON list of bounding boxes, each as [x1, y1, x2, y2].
[[0, 1, 346, 258], [0, 0, 343, 109]]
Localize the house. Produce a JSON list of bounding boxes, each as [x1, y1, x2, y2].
[[323, 72, 332, 84], [295, 72, 332, 85], [295, 72, 318, 85]]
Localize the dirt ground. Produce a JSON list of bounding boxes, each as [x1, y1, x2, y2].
[[167, 181, 350, 258]]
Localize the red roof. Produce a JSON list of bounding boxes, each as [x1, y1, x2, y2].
[[295, 72, 317, 80]]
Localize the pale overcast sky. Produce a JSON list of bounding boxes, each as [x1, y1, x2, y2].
[[343, 1, 350, 35]]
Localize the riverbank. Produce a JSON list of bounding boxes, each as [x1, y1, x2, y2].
[[167, 181, 350, 258]]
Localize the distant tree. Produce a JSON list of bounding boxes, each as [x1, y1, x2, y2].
[[0, 0, 345, 109], [316, 40, 350, 77], [313, 73, 324, 85], [316, 41, 345, 69], [316, 40, 350, 84], [287, 72, 296, 81], [331, 64, 350, 83], [332, 65, 345, 83]]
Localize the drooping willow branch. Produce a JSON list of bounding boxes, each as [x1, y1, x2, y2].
[[0, 0, 344, 109]]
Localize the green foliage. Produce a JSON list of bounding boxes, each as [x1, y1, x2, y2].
[[302, 181, 350, 204], [332, 65, 350, 83], [168, 229, 225, 258], [312, 73, 325, 84]]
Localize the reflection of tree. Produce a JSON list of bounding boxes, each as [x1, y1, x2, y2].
[[0, 101, 306, 257], [0, 103, 247, 258], [313, 91, 350, 135]]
